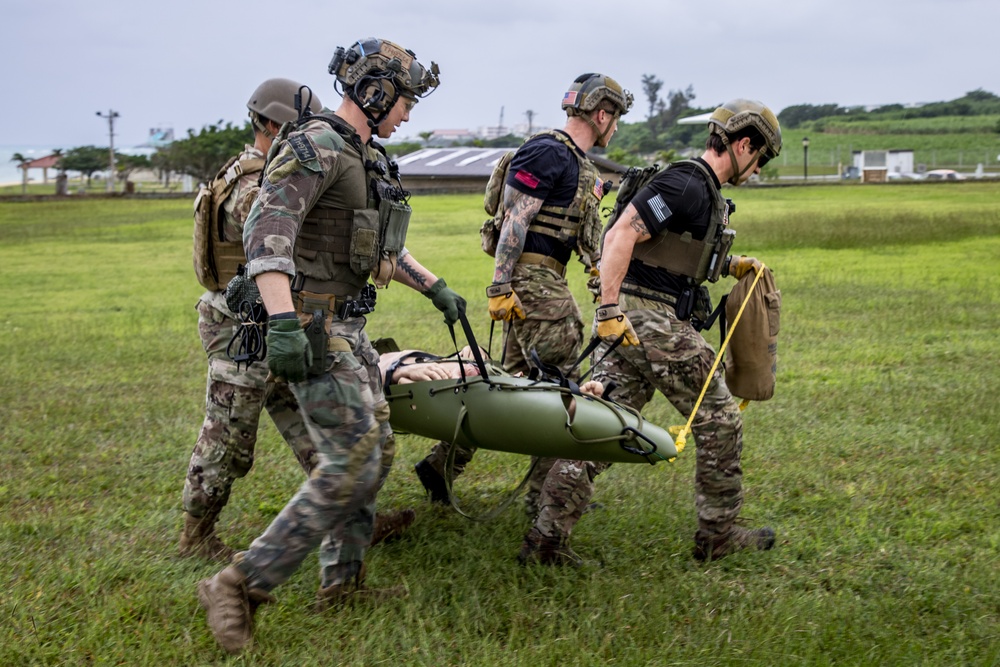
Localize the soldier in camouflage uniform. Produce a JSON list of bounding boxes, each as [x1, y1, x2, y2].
[[414, 74, 632, 512], [522, 100, 782, 566], [197, 39, 465, 655], [181, 78, 322, 563]]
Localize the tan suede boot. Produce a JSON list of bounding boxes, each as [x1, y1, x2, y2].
[[693, 526, 776, 562], [371, 508, 416, 547], [179, 510, 236, 563], [314, 563, 407, 612], [197, 565, 274, 654]]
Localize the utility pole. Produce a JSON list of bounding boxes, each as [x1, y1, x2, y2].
[[525, 109, 535, 136], [498, 106, 504, 137], [96, 109, 119, 193]]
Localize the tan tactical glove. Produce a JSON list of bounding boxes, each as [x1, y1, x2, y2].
[[727, 255, 762, 279], [486, 282, 525, 321], [595, 304, 639, 346]]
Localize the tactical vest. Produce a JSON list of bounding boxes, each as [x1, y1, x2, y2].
[[192, 153, 265, 291], [629, 159, 734, 285], [267, 113, 412, 304], [480, 130, 605, 273]]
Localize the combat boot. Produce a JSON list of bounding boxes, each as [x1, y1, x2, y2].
[[197, 565, 274, 655], [314, 563, 407, 612], [414, 459, 449, 504], [693, 525, 776, 562], [517, 527, 584, 567], [371, 508, 416, 547], [180, 510, 236, 563]]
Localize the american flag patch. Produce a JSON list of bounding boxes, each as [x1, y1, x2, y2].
[[562, 91, 578, 106], [593, 177, 603, 198], [647, 193, 672, 223], [514, 170, 540, 189]]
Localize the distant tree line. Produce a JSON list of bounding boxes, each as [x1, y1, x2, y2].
[[778, 89, 1000, 129], [39, 88, 998, 185]]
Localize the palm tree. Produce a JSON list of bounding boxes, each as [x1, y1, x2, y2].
[[10, 152, 28, 193]]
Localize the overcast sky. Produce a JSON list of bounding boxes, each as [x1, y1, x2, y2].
[[3, 0, 996, 150]]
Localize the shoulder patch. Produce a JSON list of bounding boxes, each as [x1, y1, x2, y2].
[[288, 133, 318, 162], [514, 170, 540, 189]]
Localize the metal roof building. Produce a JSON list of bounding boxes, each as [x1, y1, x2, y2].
[[395, 147, 627, 194]]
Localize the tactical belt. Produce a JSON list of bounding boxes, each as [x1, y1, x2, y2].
[[295, 290, 345, 318], [517, 252, 566, 278], [291, 275, 361, 299], [619, 281, 678, 307]]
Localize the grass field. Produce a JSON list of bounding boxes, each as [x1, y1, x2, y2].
[[1, 183, 998, 665]]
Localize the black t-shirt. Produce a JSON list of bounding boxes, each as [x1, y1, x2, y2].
[[505, 131, 583, 264], [625, 158, 720, 295]]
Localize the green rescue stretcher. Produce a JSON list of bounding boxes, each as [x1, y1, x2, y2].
[[384, 335, 676, 465]]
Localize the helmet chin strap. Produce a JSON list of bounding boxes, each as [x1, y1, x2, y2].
[[585, 109, 620, 147], [249, 111, 275, 140], [721, 136, 756, 186]]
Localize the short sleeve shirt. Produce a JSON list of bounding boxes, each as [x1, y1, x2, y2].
[[505, 131, 583, 262], [625, 158, 721, 294]]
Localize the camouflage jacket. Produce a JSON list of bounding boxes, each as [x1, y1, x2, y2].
[[243, 108, 388, 286]]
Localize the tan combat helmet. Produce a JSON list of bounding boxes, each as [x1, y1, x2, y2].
[[562, 73, 634, 116], [562, 73, 634, 145], [247, 78, 323, 138], [328, 37, 440, 125], [708, 99, 782, 184]]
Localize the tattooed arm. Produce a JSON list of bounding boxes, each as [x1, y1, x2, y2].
[[492, 187, 545, 284], [392, 251, 437, 291], [599, 203, 651, 305]]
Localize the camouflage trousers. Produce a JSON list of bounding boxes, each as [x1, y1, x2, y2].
[[424, 264, 584, 509], [183, 298, 315, 518], [532, 292, 744, 540], [236, 315, 395, 591]]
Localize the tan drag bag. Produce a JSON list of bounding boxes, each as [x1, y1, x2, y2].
[[724, 266, 780, 400]]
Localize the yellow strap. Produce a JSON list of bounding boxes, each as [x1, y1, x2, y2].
[[672, 264, 766, 453]]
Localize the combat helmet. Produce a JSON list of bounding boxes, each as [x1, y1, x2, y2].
[[562, 73, 634, 116], [328, 37, 440, 126], [708, 99, 782, 184], [562, 73, 633, 146], [247, 78, 322, 138]]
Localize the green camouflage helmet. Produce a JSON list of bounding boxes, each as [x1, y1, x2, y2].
[[328, 37, 440, 119], [247, 78, 322, 137], [561, 73, 634, 116], [708, 99, 782, 157]]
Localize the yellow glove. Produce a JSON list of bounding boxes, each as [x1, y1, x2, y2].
[[595, 304, 639, 346], [728, 255, 762, 279], [486, 282, 525, 321]]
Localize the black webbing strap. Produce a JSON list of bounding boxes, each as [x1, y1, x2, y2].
[[574, 334, 625, 384], [447, 308, 493, 384]]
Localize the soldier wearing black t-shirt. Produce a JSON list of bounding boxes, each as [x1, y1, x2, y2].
[[523, 100, 783, 565], [413, 75, 632, 517]]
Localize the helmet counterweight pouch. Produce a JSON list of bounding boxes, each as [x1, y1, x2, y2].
[[480, 150, 515, 257]]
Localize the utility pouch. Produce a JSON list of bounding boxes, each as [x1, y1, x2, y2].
[[675, 287, 695, 321], [224, 266, 263, 315], [349, 208, 380, 276], [304, 309, 328, 377], [480, 218, 501, 257], [379, 198, 411, 254], [707, 228, 736, 283]]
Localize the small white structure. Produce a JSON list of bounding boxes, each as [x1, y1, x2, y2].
[[853, 149, 914, 182]]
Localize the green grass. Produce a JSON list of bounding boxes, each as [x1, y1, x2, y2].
[[1, 184, 998, 665]]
